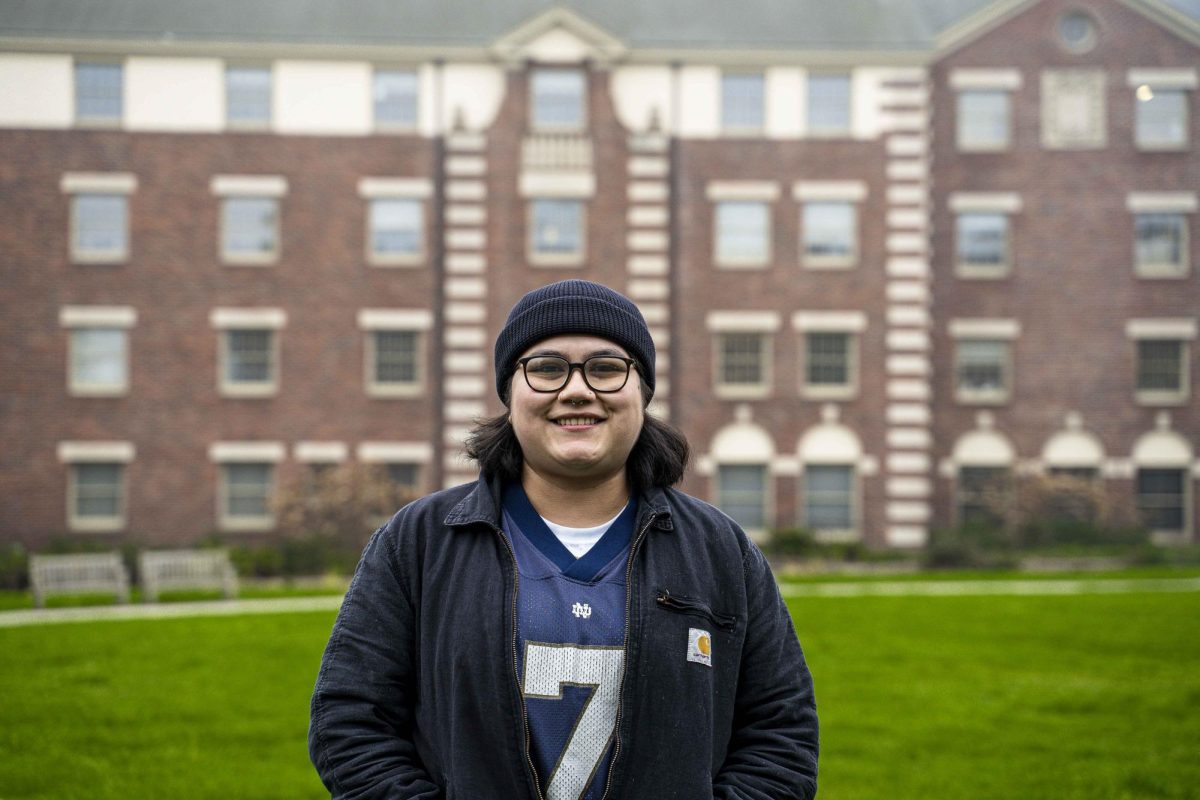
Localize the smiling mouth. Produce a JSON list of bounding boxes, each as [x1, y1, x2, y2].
[[554, 417, 603, 427]]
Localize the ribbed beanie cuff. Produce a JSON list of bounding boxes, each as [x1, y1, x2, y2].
[[494, 280, 655, 403]]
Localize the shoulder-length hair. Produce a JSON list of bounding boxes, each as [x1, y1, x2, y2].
[[464, 409, 690, 492]]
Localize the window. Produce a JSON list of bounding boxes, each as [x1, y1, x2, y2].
[[1136, 339, 1187, 403], [529, 199, 585, 265], [803, 465, 856, 537], [956, 213, 1010, 277], [225, 66, 271, 127], [368, 198, 423, 263], [956, 339, 1010, 403], [1137, 468, 1187, 534], [387, 463, 421, 495], [374, 69, 419, 128], [721, 72, 764, 132], [221, 197, 279, 263], [531, 69, 585, 131], [1135, 213, 1188, 277], [957, 466, 1010, 528], [70, 463, 125, 530], [1135, 87, 1188, 149], [1058, 11, 1097, 53], [716, 464, 767, 531], [802, 202, 857, 267], [808, 73, 851, 136], [69, 329, 128, 395], [222, 329, 277, 396], [715, 332, 769, 396], [75, 61, 122, 124], [72, 194, 128, 262], [368, 330, 421, 395], [957, 90, 1011, 150], [1042, 70, 1106, 149], [221, 463, 274, 526], [714, 201, 770, 267], [804, 332, 855, 397]]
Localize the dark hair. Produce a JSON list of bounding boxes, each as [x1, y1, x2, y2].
[[464, 411, 690, 492]]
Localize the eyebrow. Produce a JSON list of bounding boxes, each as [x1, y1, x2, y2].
[[526, 347, 628, 359]]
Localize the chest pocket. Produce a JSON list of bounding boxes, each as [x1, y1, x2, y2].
[[654, 588, 737, 632]]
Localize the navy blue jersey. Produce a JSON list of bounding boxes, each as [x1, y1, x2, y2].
[[501, 483, 635, 800]]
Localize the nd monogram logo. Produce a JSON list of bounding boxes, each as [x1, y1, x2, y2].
[[571, 602, 592, 619]]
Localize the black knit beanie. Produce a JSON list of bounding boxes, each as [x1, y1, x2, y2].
[[494, 280, 655, 404]]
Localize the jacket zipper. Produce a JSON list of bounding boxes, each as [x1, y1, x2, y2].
[[599, 512, 660, 800], [655, 589, 737, 632], [492, 525, 546, 800]]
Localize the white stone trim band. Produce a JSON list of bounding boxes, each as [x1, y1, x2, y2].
[[59, 306, 138, 328]]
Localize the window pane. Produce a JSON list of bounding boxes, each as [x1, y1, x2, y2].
[[716, 202, 769, 263], [72, 329, 127, 388], [223, 197, 278, 255], [375, 331, 418, 384], [957, 213, 1009, 268], [1136, 89, 1187, 147], [957, 339, 1008, 393], [958, 466, 1009, 526], [803, 202, 855, 260], [1137, 468, 1184, 531], [1135, 213, 1185, 272], [722, 73, 764, 130], [717, 464, 766, 530], [227, 330, 272, 383], [720, 333, 765, 385], [74, 194, 127, 254], [74, 463, 122, 518], [958, 90, 1010, 148], [806, 332, 850, 386], [531, 69, 585, 130], [226, 67, 271, 124], [225, 463, 272, 517], [75, 62, 122, 121], [804, 465, 854, 530], [387, 463, 420, 492], [808, 74, 851, 134], [531, 199, 582, 254], [374, 69, 418, 126], [370, 199, 422, 255], [1137, 339, 1182, 392]]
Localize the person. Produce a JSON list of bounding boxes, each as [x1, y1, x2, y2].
[[309, 279, 818, 800]]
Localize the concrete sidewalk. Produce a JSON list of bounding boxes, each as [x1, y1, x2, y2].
[[0, 595, 343, 628]]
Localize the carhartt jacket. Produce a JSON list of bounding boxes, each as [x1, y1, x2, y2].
[[309, 477, 819, 799]]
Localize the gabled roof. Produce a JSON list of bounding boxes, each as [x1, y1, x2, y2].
[[0, 0, 1197, 55]]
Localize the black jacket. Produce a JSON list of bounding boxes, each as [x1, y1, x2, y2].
[[309, 478, 819, 799]]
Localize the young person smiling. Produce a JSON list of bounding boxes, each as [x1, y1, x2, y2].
[[310, 280, 819, 800]]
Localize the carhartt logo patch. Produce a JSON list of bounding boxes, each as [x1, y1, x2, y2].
[[687, 628, 712, 667]]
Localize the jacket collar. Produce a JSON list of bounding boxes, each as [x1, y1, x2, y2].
[[444, 475, 674, 532]]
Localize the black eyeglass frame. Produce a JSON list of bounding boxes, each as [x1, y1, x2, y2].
[[515, 355, 640, 394]]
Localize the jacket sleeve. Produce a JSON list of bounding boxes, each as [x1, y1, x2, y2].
[[309, 516, 442, 800], [712, 539, 819, 800]]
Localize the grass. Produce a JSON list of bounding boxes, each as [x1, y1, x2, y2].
[[1, 577, 1198, 798]]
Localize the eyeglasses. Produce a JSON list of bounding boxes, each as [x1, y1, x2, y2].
[[517, 355, 639, 393]]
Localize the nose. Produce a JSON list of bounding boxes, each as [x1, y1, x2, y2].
[[558, 364, 594, 400]]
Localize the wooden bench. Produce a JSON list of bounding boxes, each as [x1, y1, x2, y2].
[[29, 552, 131, 608], [138, 549, 238, 602]]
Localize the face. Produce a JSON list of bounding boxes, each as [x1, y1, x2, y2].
[[509, 335, 645, 485]]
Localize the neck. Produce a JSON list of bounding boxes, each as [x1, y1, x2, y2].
[[520, 465, 630, 527]]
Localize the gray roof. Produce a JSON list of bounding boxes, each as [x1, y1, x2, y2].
[[0, 0, 1197, 51]]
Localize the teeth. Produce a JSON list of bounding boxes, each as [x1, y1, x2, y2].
[[557, 418, 599, 426]]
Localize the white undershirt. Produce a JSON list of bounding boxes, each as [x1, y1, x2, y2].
[[541, 505, 628, 559]]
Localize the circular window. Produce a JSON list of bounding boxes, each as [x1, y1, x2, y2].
[[1058, 11, 1097, 52]]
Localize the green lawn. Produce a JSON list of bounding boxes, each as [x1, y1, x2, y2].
[[1, 584, 1198, 799]]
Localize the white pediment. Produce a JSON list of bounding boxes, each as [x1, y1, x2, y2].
[[492, 8, 627, 66]]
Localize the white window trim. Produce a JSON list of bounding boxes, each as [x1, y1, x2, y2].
[[1125, 193, 1198, 214], [357, 442, 434, 463], [713, 331, 773, 400], [800, 463, 861, 543], [706, 181, 780, 202], [60, 306, 138, 328], [58, 441, 136, 463], [954, 337, 1014, 406], [720, 70, 766, 136], [63, 175, 136, 264], [800, 331, 860, 401], [372, 66, 421, 133], [215, 323, 282, 398], [1127, 322, 1195, 406], [357, 177, 434, 199], [210, 308, 288, 329], [364, 329, 426, 398], [949, 319, 1022, 339], [1132, 210, 1191, 279], [953, 207, 1015, 280], [223, 62, 274, 131], [799, 199, 860, 270], [712, 463, 773, 542], [66, 461, 127, 533], [1125, 319, 1199, 340], [949, 193, 1023, 214], [1135, 341, 1190, 407], [73, 58, 124, 128], [210, 175, 288, 197], [214, 459, 278, 533], [209, 442, 286, 462], [529, 68, 588, 134], [956, 88, 1014, 153], [1126, 69, 1198, 90], [705, 311, 782, 332], [1137, 466, 1195, 542], [527, 198, 587, 268], [950, 69, 1024, 91], [791, 181, 868, 203], [805, 70, 854, 139], [294, 442, 349, 463], [713, 201, 772, 270], [1041, 69, 1107, 150], [357, 309, 434, 330], [518, 171, 596, 198], [360, 182, 429, 267]]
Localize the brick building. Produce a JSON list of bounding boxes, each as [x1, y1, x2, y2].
[[1, 0, 1197, 549]]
